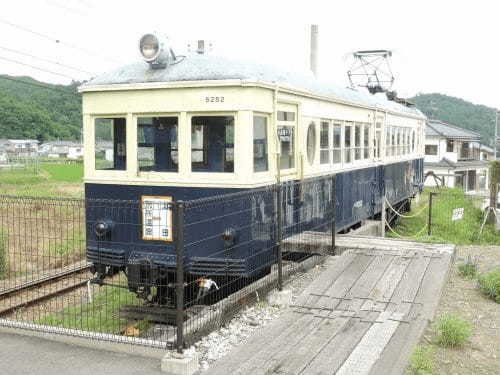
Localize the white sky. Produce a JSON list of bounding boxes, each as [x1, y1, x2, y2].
[[1, 0, 499, 108]]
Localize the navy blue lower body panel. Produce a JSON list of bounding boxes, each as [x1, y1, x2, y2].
[[85, 158, 424, 278]]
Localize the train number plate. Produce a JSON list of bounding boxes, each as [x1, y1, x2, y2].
[[141, 196, 173, 242]]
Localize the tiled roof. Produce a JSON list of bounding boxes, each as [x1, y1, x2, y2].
[[426, 120, 481, 140]]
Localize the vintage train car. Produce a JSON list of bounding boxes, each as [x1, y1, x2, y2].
[[79, 34, 425, 302]]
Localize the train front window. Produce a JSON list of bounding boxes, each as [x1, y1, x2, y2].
[[191, 116, 234, 173], [137, 117, 178, 172], [344, 123, 352, 163], [94, 118, 126, 170], [253, 116, 268, 172]]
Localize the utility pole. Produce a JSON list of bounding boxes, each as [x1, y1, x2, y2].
[[496, 110, 499, 160]]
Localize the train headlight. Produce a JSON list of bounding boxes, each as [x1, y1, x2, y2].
[[94, 219, 113, 238], [139, 34, 160, 62]]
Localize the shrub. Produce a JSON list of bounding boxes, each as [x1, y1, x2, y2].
[[408, 345, 437, 375], [478, 269, 500, 303], [434, 313, 472, 347]]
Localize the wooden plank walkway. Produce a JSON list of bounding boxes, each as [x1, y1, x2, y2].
[[205, 236, 455, 375]]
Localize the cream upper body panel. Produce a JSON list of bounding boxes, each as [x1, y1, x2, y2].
[[81, 54, 425, 188]]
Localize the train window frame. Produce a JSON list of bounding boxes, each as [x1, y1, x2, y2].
[[331, 121, 342, 166], [320, 120, 330, 165], [363, 122, 370, 159], [354, 122, 362, 161], [93, 116, 127, 172], [190, 114, 235, 174], [253, 114, 269, 173], [344, 121, 353, 164], [136, 116, 179, 173], [306, 121, 317, 165], [277, 106, 297, 172]]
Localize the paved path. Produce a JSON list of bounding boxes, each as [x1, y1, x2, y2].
[[206, 237, 455, 375], [0, 331, 162, 375]]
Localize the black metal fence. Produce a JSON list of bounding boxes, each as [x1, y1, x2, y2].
[[0, 175, 336, 351]]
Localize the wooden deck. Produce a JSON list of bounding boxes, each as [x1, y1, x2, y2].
[[205, 236, 455, 375]]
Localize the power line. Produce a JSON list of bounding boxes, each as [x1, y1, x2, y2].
[[0, 45, 94, 75], [0, 17, 121, 64], [0, 55, 78, 80], [0, 75, 80, 97]]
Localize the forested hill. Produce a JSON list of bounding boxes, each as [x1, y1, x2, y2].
[[0, 75, 82, 141], [410, 93, 496, 146]]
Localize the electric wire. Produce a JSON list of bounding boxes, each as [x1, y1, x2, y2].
[[0, 45, 94, 75], [0, 17, 121, 64], [0, 55, 78, 80], [0, 75, 80, 97]]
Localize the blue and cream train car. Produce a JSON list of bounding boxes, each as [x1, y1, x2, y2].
[[79, 34, 425, 301]]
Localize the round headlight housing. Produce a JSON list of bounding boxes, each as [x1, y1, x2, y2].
[[94, 219, 113, 238], [139, 34, 160, 62]]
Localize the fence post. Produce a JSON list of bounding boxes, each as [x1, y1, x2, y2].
[[175, 200, 185, 353], [276, 184, 283, 291], [427, 192, 434, 236], [331, 175, 336, 255]]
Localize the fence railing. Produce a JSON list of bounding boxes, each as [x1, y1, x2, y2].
[[0, 175, 336, 351]]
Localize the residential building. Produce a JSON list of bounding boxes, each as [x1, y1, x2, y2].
[[480, 144, 494, 161], [39, 141, 84, 159], [0, 139, 39, 155], [424, 119, 489, 192]]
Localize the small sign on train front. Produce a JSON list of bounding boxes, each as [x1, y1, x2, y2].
[[141, 196, 173, 241]]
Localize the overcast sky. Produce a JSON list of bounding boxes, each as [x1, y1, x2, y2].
[[1, 0, 499, 108]]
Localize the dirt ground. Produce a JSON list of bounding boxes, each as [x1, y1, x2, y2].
[[421, 245, 500, 375]]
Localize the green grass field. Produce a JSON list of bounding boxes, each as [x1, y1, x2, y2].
[[0, 163, 83, 197], [36, 285, 149, 335], [391, 188, 500, 245]]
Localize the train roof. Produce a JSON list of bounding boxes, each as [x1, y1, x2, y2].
[[80, 54, 425, 118]]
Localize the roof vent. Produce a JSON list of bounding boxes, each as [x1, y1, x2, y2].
[[139, 33, 176, 69]]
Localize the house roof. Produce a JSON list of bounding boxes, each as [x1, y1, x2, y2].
[[425, 158, 488, 169], [7, 139, 39, 144], [80, 54, 424, 118], [425, 119, 481, 140], [42, 140, 82, 147], [480, 144, 494, 153]]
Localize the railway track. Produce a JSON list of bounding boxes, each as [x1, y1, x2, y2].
[[0, 264, 92, 316]]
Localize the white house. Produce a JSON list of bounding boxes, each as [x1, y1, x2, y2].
[[480, 144, 494, 161], [39, 141, 84, 159], [424, 119, 489, 192], [1, 139, 39, 155]]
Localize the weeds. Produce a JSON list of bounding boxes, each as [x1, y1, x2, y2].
[[478, 269, 500, 303], [407, 345, 443, 375], [0, 230, 7, 279], [458, 255, 478, 279], [434, 313, 472, 347]]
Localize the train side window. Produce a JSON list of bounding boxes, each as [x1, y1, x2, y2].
[[94, 118, 126, 170], [332, 122, 342, 165], [253, 116, 268, 172], [137, 116, 178, 172], [354, 123, 362, 160], [306, 122, 317, 165], [412, 130, 416, 153], [191, 116, 234, 173], [344, 122, 352, 163], [363, 123, 370, 159], [391, 127, 396, 156], [385, 127, 390, 157], [320, 121, 329, 164]]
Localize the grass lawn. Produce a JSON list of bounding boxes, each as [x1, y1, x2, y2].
[[0, 163, 83, 198], [36, 285, 149, 335], [391, 188, 500, 246]]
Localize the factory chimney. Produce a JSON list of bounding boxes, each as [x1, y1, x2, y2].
[[197, 40, 205, 54], [310, 25, 318, 78]]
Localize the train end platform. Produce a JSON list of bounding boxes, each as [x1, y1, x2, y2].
[[205, 235, 455, 375]]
